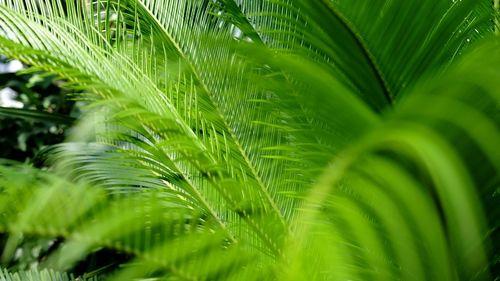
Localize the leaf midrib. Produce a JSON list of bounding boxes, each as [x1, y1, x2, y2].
[[319, 0, 394, 106]]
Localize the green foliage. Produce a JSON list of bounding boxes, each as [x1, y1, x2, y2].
[[0, 267, 96, 281], [0, 0, 498, 280], [0, 63, 77, 163]]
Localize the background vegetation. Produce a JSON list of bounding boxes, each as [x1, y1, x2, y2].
[[0, 58, 78, 164], [0, 0, 498, 280]]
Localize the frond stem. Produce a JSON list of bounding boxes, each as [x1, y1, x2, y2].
[[320, 0, 394, 106]]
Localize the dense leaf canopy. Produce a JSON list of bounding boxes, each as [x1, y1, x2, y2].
[[0, 0, 498, 280]]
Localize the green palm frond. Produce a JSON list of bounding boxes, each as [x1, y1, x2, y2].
[[0, 164, 266, 280], [285, 39, 500, 281], [0, 0, 498, 280], [227, 0, 492, 103], [0, 268, 96, 281], [0, 107, 75, 125]]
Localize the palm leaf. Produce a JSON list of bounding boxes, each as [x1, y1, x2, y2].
[[0, 1, 498, 280], [0, 268, 96, 281], [0, 107, 75, 125]]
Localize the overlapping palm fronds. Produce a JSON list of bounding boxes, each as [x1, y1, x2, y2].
[[0, 0, 498, 280]]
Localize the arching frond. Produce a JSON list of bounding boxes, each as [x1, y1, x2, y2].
[[0, 0, 498, 280]]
